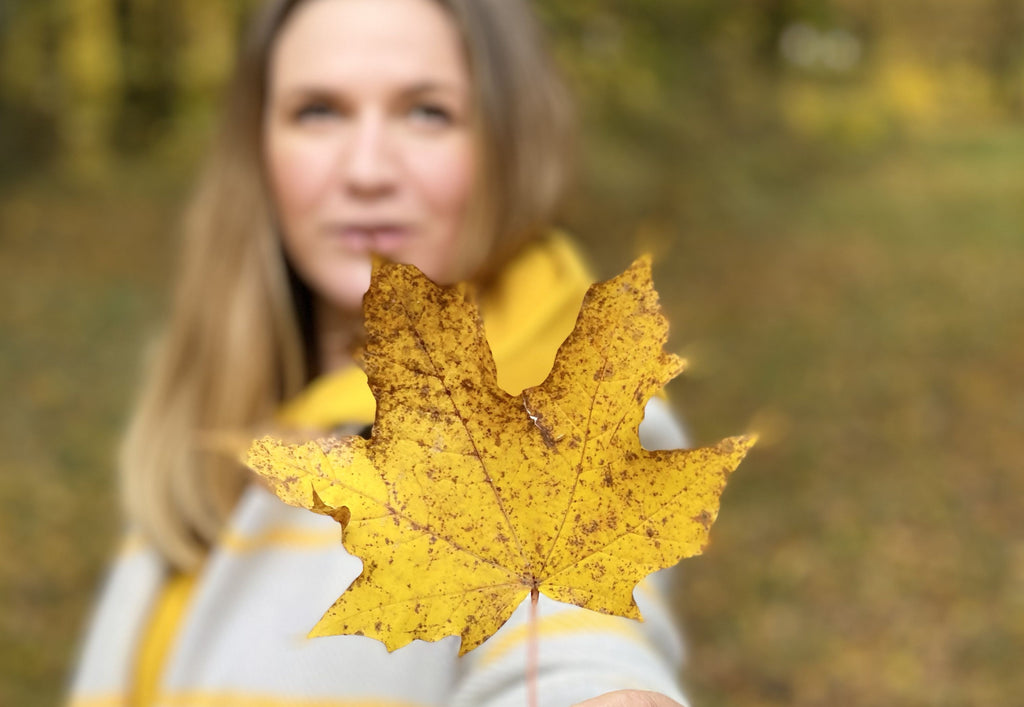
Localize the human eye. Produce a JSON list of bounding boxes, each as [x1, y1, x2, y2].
[[407, 102, 455, 128], [293, 98, 340, 123]]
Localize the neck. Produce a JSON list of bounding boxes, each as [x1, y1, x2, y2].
[[314, 299, 364, 374]]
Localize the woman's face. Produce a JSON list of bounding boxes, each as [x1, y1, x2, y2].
[[264, 0, 481, 315]]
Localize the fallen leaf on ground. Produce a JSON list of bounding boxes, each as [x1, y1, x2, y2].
[[248, 257, 755, 654]]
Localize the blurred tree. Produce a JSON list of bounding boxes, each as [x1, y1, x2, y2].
[[56, 0, 122, 179], [988, 0, 1024, 115], [753, 0, 798, 69], [113, 0, 182, 153], [0, 2, 61, 178], [173, 0, 239, 147]]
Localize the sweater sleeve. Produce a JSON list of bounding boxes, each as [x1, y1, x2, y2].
[[449, 397, 692, 707]]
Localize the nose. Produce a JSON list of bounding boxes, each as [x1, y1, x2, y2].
[[342, 112, 396, 197]]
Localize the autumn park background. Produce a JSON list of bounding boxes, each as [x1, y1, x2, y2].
[[2, 0, 1022, 704]]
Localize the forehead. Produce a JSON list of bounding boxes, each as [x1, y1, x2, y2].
[[270, 0, 468, 91]]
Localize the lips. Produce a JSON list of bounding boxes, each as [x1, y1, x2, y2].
[[326, 224, 411, 255]]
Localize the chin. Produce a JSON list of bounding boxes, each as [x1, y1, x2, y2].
[[335, 288, 371, 313]]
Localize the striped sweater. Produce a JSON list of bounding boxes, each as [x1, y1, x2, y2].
[[68, 399, 690, 707]]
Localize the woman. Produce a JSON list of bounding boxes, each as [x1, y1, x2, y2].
[[69, 1, 690, 705]]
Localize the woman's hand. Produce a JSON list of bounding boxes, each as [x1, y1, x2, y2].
[[572, 690, 684, 707]]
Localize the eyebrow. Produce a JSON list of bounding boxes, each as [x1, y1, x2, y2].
[[401, 81, 463, 96], [278, 80, 464, 100]]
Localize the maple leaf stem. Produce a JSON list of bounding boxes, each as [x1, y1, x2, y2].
[[528, 588, 539, 707]]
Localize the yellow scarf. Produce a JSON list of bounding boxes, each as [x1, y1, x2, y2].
[[276, 232, 594, 430]]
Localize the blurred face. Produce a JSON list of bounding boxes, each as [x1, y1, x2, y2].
[[264, 0, 481, 315]]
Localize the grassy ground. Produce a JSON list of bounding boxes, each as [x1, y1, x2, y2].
[[649, 128, 1024, 706], [1, 126, 1021, 705], [0, 170, 180, 704]]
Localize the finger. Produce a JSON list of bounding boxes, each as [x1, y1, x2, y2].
[[572, 689, 683, 707]]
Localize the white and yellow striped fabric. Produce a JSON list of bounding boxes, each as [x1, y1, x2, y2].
[[67, 234, 691, 707]]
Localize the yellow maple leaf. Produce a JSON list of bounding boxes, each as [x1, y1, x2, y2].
[[247, 257, 755, 655]]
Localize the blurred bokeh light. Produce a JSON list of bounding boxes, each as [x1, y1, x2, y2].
[[2, 1, 1022, 705]]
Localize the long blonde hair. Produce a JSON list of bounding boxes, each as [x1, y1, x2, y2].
[[120, 0, 574, 570]]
